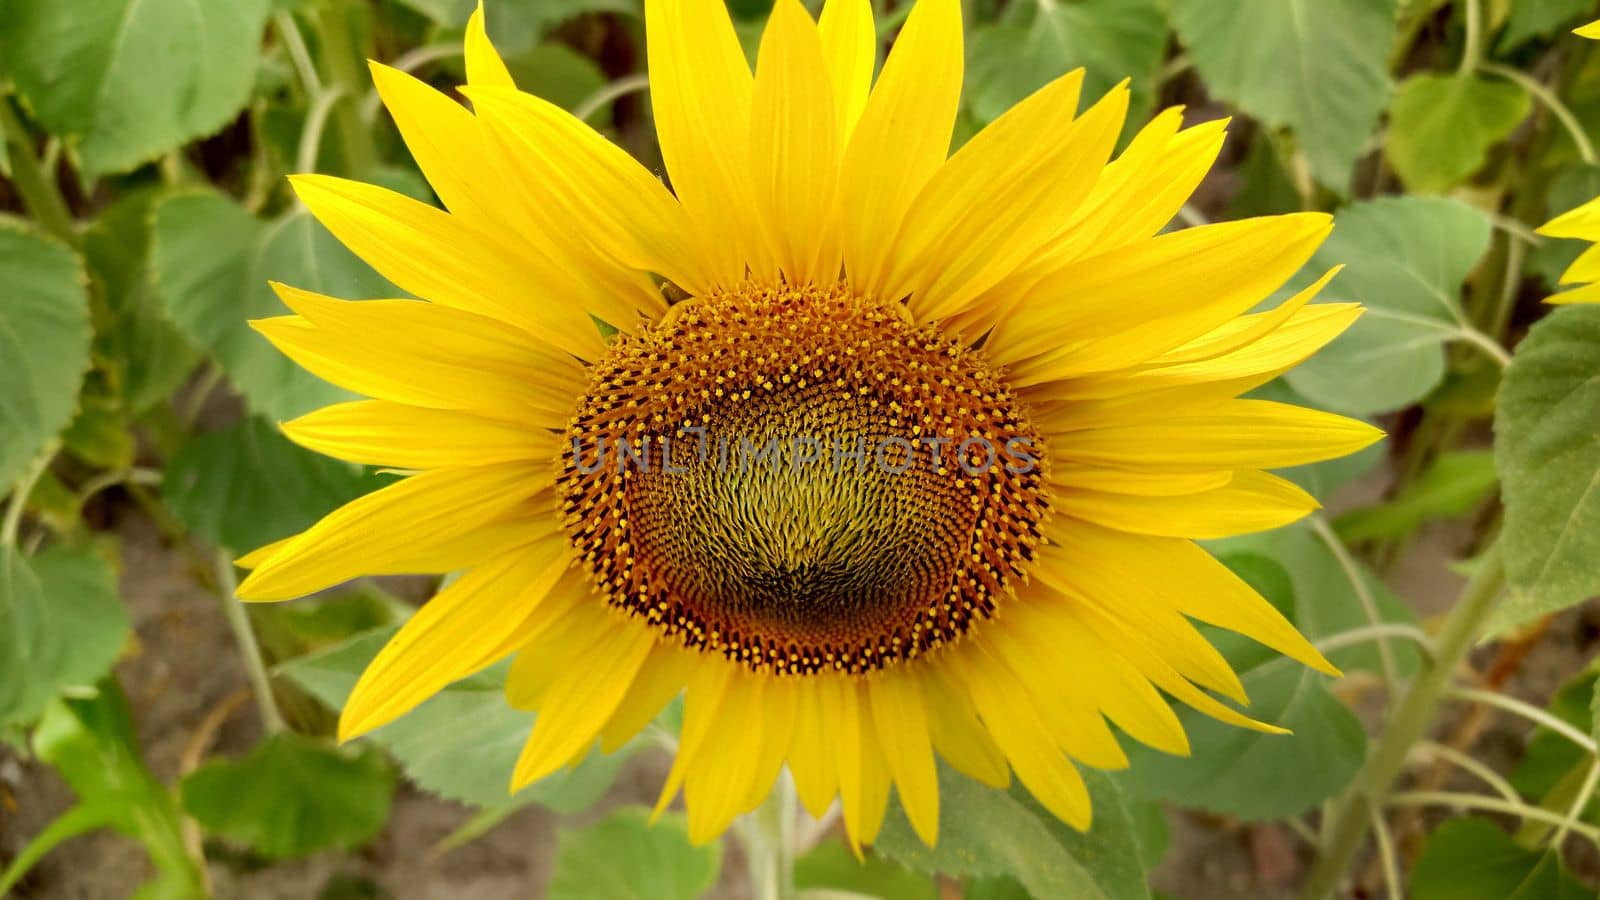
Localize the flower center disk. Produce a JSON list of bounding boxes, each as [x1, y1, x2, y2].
[[558, 283, 1049, 674]]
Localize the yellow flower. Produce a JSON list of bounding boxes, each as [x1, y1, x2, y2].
[[1577, 19, 1600, 39], [1537, 196, 1600, 304], [238, 0, 1379, 847]]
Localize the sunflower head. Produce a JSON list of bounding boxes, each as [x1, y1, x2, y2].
[[239, 0, 1379, 850]]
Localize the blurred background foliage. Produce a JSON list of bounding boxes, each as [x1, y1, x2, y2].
[[1, 0, 1600, 897]]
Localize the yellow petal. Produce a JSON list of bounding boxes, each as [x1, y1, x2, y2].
[[953, 644, 1092, 829], [1548, 280, 1600, 304], [918, 664, 1009, 788], [288, 174, 606, 359], [236, 463, 552, 600], [464, 85, 711, 297], [1068, 597, 1290, 735], [980, 629, 1129, 771], [831, 678, 892, 851], [644, 0, 769, 284], [788, 679, 841, 817], [990, 213, 1333, 378], [817, 0, 874, 144], [368, 64, 663, 328], [1029, 541, 1249, 704], [654, 662, 737, 818], [339, 535, 570, 740], [751, 0, 840, 285], [1576, 19, 1600, 39], [1050, 466, 1233, 497], [835, 0, 962, 296], [511, 607, 656, 788], [1009, 598, 1191, 756], [465, 1, 514, 88], [684, 673, 771, 843], [868, 668, 939, 845], [1060, 399, 1383, 470], [1056, 521, 1337, 677], [283, 400, 558, 469], [1538, 194, 1600, 239], [1559, 241, 1600, 285], [1054, 469, 1320, 540], [598, 641, 696, 752], [257, 284, 586, 422], [897, 75, 1128, 323], [1049, 111, 1228, 267]]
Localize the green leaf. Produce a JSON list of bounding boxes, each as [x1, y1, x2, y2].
[[1408, 818, 1587, 899], [0, 546, 129, 727], [0, 0, 270, 180], [0, 221, 91, 493], [1498, 0, 1596, 50], [1169, 0, 1396, 190], [150, 192, 396, 422], [82, 190, 198, 415], [795, 841, 937, 900], [1285, 196, 1493, 415], [545, 807, 720, 900], [1508, 671, 1594, 805], [1120, 551, 1364, 820], [964, 0, 1166, 129], [875, 766, 1151, 900], [181, 731, 394, 858], [1491, 305, 1600, 632], [1387, 74, 1530, 193], [277, 627, 631, 810], [26, 683, 204, 895], [1333, 450, 1499, 542], [164, 418, 378, 555]]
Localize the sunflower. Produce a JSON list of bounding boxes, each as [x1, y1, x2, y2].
[[237, 0, 1381, 847]]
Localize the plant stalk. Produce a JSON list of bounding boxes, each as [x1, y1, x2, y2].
[[0, 98, 77, 246], [746, 774, 799, 900], [1302, 543, 1505, 899], [213, 550, 287, 735], [314, 0, 378, 177]]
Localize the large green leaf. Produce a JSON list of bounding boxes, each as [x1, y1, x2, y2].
[[81, 191, 198, 415], [545, 807, 720, 900], [1285, 196, 1493, 415], [1497, 0, 1596, 50], [875, 766, 1151, 900], [1120, 551, 1365, 819], [0, 0, 269, 180], [150, 192, 394, 422], [1386, 74, 1530, 193], [1169, 0, 1397, 190], [277, 627, 633, 811], [795, 841, 937, 900], [163, 417, 378, 555], [180, 732, 394, 858], [0, 546, 129, 728], [1491, 305, 1600, 632], [964, 0, 1166, 128], [0, 221, 91, 493], [1408, 818, 1587, 899]]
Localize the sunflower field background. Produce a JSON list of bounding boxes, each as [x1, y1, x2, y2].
[[3, 0, 1600, 897]]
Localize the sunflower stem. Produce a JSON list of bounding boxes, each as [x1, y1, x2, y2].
[[745, 773, 799, 900], [313, 0, 378, 177], [1301, 542, 1505, 900], [213, 550, 287, 735], [0, 98, 76, 246]]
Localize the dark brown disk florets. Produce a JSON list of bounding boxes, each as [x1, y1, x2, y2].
[[556, 282, 1049, 674]]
